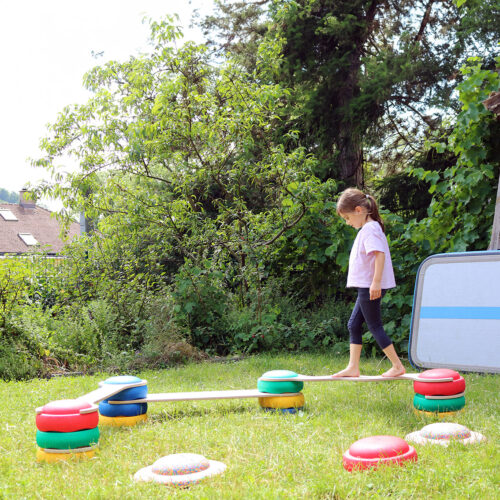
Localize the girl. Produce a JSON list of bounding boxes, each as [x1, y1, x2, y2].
[[332, 188, 405, 378]]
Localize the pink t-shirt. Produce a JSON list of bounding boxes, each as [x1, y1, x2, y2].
[[346, 221, 396, 289]]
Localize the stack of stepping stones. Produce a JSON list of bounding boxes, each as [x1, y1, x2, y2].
[[35, 399, 99, 463], [413, 368, 465, 416], [257, 370, 305, 413], [98, 375, 148, 427]]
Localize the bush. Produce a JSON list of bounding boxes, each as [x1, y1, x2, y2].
[[226, 286, 353, 353], [133, 293, 206, 369], [0, 339, 41, 381], [172, 264, 231, 354], [0, 258, 31, 327]]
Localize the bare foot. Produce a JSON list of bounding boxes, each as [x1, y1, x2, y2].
[[332, 367, 360, 378], [381, 366, 406, 378]]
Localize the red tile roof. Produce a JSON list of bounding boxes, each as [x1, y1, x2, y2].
[[0, 203, 80, 254]]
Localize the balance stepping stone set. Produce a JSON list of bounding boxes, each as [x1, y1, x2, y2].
[[412, 368, 466, 416], [257, 370, 305, 413], [34, 367, 478, 469], [35, 399, 100, 463]]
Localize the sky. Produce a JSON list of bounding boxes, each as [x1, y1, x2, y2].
[[0, 0, 211, 209]]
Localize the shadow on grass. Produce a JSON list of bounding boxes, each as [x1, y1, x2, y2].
[[148, 403, 260, 422]]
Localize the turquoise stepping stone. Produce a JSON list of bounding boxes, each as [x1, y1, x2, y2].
[[257, 370, 304, 394]]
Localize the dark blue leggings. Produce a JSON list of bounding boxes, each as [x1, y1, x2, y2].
[[348, 288, 393, 349]]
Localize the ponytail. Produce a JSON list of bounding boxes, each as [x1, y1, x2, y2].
[[336, 188, 385, 233], [365, 194, 385, 233]]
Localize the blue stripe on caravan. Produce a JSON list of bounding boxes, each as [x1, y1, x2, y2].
[[420, 307, 500, 320]]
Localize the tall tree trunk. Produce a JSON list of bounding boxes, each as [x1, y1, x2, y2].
[[337, 126, 363, 186], [335, 34, 365, 186], [336, 0, 379, 187]]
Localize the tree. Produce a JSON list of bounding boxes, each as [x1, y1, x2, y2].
[[201, 0, 270, 72], [201, 0, 500, 185], [0, 188, 18, 204], [32, 18, 321, 318]]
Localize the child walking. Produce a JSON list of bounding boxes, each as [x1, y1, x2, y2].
[[332, 188, 405, 378]]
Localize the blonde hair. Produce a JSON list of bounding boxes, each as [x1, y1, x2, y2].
[[336, 188, 385, 233]]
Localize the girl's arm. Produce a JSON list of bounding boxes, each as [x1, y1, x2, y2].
[[370, 251, 385, 300]]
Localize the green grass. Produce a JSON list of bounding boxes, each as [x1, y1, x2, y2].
[[0, 354, 498, 499]]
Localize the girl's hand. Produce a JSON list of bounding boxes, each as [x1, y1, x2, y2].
[[370, 281, 382, 300]]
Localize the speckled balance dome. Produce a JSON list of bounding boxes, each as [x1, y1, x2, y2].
[[257, 370, 304, 394], [405, 423, 486, 446], [153, 454, 210, 476], [134, 453, 226, 487]]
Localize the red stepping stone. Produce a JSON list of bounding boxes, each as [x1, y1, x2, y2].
[[413, 369, 465, 396], [343, 435, 417, 471], [35, 399, 99, 433]]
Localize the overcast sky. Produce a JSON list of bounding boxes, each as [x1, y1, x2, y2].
[[0, 0, 211, 208]]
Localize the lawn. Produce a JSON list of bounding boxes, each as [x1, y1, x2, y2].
[[0, 353, 498, 499]]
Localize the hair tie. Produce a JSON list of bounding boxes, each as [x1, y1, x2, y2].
[[365, 194, 369, 199]]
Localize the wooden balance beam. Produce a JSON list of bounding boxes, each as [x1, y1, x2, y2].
[[107, 389, 301, 405], [77, 380, 147, 405], [77, 382, 300, 405], [257, 374, 453, 383], [77, 373, 453, 406]]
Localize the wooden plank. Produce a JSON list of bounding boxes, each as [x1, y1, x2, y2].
[[258, 373, 453, 383], [77, 381, 146, 404], [425, 392, 465, 400], [107, 389, 301, 404]]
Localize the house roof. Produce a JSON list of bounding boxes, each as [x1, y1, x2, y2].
[[0, 203, 80, 254]]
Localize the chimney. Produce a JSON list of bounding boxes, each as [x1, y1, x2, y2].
[[80, 212, 91, 234], [19, 189, 36, 209]]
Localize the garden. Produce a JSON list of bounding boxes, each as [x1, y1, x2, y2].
[[0, 1, 499, 497], [1, 354, 499, 498]]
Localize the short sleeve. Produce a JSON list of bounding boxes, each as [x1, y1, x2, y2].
[[363, 224, 386, 255]]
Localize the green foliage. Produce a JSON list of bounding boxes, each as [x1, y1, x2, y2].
[[172, 263, 229, 352], [411, 56, 500, 253], [134, 293, 205, 369], [0, 340, 41, 381], [371, 56, 500, 345], [13, 17, 498, 374], [0, 258, 31, 327], [204, 0, 500, 182], [225, 282, 353, 353], [375, 147, 457, 222]]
